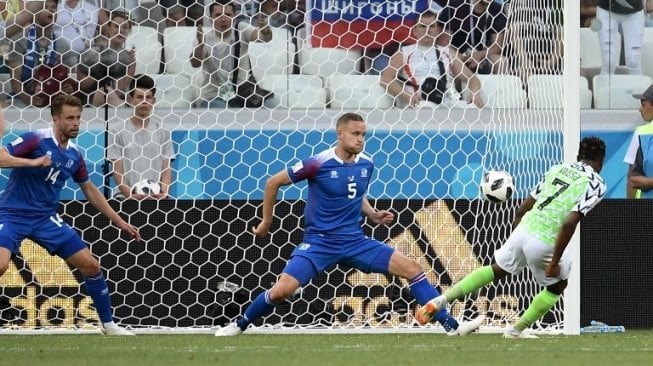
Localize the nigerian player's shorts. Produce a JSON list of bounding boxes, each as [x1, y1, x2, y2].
[[0, 211, 87, 259], [283, 233, 395, 286], [494, 226, 572, 287]]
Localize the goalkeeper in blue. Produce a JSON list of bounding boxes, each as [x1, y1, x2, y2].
[[216, 112, 484, 336], [416, 136, 607, 338], [0, 95, 141, 335]]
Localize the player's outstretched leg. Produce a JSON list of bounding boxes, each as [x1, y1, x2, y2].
[[416, 266, 495, 326], [408, 272, 458, 332], [215, 289, 278, 337]]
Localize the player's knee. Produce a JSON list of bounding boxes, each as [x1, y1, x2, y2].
[[547, 280, 567, 295], [404, 258, 423, 278], [267, 286, 294, 303], [77, 259, 101, 277]]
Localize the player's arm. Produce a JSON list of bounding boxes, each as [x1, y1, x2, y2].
[[512, 194, 536, 227], [362, 197, 394, 225], [252, 169, 292, 237], [0, 147, 51, 168], [545, 211, 583, 278], [78, 180, 141, 242]]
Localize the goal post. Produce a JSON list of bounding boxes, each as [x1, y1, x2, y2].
[[0, 0, 577, 334]]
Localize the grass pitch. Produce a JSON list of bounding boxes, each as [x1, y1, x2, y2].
[[1, 331, 652, 366]]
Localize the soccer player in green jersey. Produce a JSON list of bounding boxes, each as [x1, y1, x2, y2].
[[415, 136, 606, 338]]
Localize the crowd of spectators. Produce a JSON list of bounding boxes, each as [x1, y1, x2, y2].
[[0, 1, 651, 109]]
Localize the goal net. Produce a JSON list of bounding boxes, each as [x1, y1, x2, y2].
[[0, 0, 575, 334]]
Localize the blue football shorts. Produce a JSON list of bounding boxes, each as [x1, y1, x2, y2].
[[283, 233, 395, 286], [0, 211, 87, 259]]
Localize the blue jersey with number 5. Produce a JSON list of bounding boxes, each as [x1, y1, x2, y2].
[[287, 147, 374, 237], [0, 128, 89, 214]]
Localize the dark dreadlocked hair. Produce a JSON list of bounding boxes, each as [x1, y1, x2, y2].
[[578, 136, 606, 162]]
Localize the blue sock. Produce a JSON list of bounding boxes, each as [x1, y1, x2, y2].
[[83, 272, 113, 323], [409, 273, 459, 331], [236, 290, 277, 331]]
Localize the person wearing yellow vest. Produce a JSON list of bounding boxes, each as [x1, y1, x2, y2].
[[1, 1, 45, 40], [624, 84, 653, 198]]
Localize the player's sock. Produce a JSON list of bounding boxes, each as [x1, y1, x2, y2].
[[409, 272, 458, 331], [443, 266, 495, 302], [83, 272, 113, 323], [237, 290, 278, 331], [514, 289, 560, 331]]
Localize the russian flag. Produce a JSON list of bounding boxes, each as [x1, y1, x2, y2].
[[308, 0, 429, 49]]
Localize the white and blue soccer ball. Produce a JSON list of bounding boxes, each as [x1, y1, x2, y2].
[[131, 179, 161, 195], [480, 170, 514, 203]]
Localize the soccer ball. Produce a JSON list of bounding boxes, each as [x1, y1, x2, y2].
[[480, 170, 514, 203], [131, 179, 161, 195]]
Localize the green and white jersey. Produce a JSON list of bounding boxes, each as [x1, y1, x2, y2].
[[520, 162, 606, 246]]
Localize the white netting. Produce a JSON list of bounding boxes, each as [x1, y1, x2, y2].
[[0, 0, 569, 334]]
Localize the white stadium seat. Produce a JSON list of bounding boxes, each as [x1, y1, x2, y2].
[[593, 74, 652, 109], [527, 74, 593, 109], [476, 74, 527, 108], [152, 74, 197, 108], [299, 47, 361, 77], [163, 26, 209, 76], [258, 74, 327, 108], [249, 27, 295, 82], [326, 74, 393, 109], [580, 28, 622, 86], [126, 25, 162, 75]]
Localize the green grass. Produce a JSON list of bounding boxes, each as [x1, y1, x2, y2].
[[1, 331, 653, 366]]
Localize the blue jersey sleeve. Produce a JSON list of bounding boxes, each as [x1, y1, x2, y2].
[[73, 151, 90, 184], [5, 132, 41, 157], [287, 157, 321, 183]]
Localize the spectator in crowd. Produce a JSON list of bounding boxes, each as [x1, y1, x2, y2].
[[380, 10, 483, 108], [190, 0, 272, 108], [108, 74, 175, 200], [581, 0, 597, 28], [161, 0, 204, 27], [624, 85, 653, 198], [76, 8, 134, 106], [501, 0, 563, 83], [3, 0, 77, 107], [53, 0, 99, 66], [1, 1, 47, 43], [438, 0, 507, 75], [596, 0, 650, 75]]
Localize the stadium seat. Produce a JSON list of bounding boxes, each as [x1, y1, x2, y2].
[[299, 47, 361, 77], [258, 74, 327, 108], [152, 74, 197, 108], [476, 74, 527, 108], [579, 76, 593, 109], [326, 74, 393, 109], [126, 25, 162, 75], [641, 28, 653, 80], [592, 74, 653, 109], [580, 28, 621, 86], [527, 74, 593, 109], [163, 26, 210, 76], [249, 28, 296, 83]]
